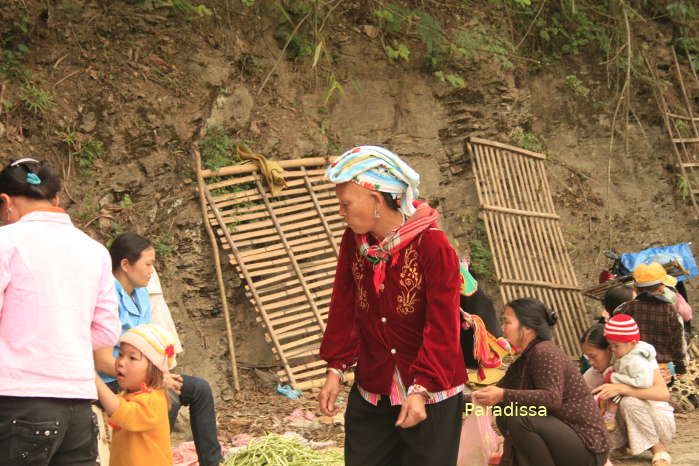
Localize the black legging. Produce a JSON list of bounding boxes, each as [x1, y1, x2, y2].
[[497, 414, 608, 466]]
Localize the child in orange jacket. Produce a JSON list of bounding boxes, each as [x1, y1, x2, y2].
[[96, 323, 177, 466]]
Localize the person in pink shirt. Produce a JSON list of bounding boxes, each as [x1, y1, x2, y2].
[[0, 158, 121, 465]]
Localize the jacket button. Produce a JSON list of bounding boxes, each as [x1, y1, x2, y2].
[[390, 348, 396, 354], [380, 284, 385, 291], [381, 317, 387, 323]]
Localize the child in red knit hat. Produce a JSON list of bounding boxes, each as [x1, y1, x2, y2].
[[601, 314, 656, 431]]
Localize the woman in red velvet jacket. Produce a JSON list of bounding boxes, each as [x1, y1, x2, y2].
[[318, 145, 467, 466]]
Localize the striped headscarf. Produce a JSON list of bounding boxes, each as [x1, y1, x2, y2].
[[326, 145, 420, 216]]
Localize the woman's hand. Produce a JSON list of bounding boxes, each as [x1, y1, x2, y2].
[[395, 394, 427, 428], [659, 367, 673, 384], [164, 373, 184, 395], [592, 383, 629, 400], [319, 371, 342, 416], [472, 386, 504, 406]]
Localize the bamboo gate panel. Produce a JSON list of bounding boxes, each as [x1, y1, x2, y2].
[[467, 137, 587, 358], [644, 48, 699, 218], [197, 156, 345, 391]]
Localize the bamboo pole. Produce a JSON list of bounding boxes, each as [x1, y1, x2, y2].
[[667, 112, 699, 121], [303, 167, 340, 256], [203, 183, 295, 386], [201, 157, 329, 178], [193, 148, 240, 391], [672, 47, 699, 137], [467, 136, 546, 160]]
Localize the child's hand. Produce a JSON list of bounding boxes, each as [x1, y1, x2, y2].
[[96, 374, 120, 416], [164, 373, 183, 395], [592, 383, 628, 400]]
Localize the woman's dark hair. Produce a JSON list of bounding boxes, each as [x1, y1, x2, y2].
[[109, 233, 153, 272], [579, 323, 609, 350], [602, 286, 633, 313], [0, 159, 61, 201], [507, 297, 558, 340], [636, 283, 663, 294], [380, 191, 399, 211]]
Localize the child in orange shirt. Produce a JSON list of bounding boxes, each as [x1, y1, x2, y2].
[[96, 323, 177, 466]]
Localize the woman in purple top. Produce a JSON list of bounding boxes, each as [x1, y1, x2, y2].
[[473, 298, 610, 466]]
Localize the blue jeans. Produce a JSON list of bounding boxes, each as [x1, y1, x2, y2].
[[169, 375, 222, 466], [107, 375, 222, 466]]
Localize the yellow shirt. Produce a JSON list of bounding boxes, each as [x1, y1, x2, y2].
[[108, 388, 172, 466]]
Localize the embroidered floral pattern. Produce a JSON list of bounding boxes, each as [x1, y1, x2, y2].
[[396, 244, 422, 315], [352, 251, 369, 312]]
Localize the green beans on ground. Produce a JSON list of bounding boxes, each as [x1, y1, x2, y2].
[[224, 433, 343, 466]]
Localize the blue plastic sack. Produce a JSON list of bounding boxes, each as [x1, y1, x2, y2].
[[276, 384, 302, 400], [620, 243, 697, 282]]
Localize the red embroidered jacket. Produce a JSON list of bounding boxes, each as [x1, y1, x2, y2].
[[320, 227, 467, 393]]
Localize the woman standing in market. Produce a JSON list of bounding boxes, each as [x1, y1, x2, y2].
[[0, 158, 121, 465], [318, 145, 467, 466]]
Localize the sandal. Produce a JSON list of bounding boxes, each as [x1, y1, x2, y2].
[[652, 451, 672, 466]]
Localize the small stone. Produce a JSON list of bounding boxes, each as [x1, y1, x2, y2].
[[80, 112, 97, 133], [361, 25, 379, 39]]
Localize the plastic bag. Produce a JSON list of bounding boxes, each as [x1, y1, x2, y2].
[[620, 242, 697, 282], [457, 401, 501, 466]]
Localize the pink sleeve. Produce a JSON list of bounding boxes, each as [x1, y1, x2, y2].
[[91, 250, 121, 350], [675, 292, 692, 322], [0, 242, 9, 317]]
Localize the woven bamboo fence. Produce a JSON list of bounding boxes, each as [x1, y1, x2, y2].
[[195, 154, 345, 391], [467, 137, 587, 358]]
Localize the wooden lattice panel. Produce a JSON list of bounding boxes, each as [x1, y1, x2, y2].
[[467, 137, 587, 358], [200, 157, 342, 390], [644, 48, 699, 218]]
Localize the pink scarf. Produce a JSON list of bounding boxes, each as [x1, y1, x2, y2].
[[357, 201, 439, 294]]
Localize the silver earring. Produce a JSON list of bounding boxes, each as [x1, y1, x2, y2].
[[373, 209, 380, 218]]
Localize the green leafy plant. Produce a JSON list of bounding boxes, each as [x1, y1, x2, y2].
[[200, 127, 239, 171], [676, 174, 691, 201], [0, 18, 30, 79], [20, 84, 55, 114], [453, 22, 515, 69], [385, 40, 410, 61], [154, 238, 173, 258], [58, 129, 104, 175], [119, 193, 134, 208], [435, 71, 464, 88], [667, 1, 697, 21], [170, 0, 212, 16], [106, 224, 126, 249], [564, 74, 590, 99], [468, 238, 493, 280], [373, 4, 413, 34], [323, 74, 344, 105], [513, 129, 544, 153]]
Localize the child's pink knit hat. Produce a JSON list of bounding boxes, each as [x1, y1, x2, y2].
[[604, 314, 640, 343], [120, 323, 177, 373]]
